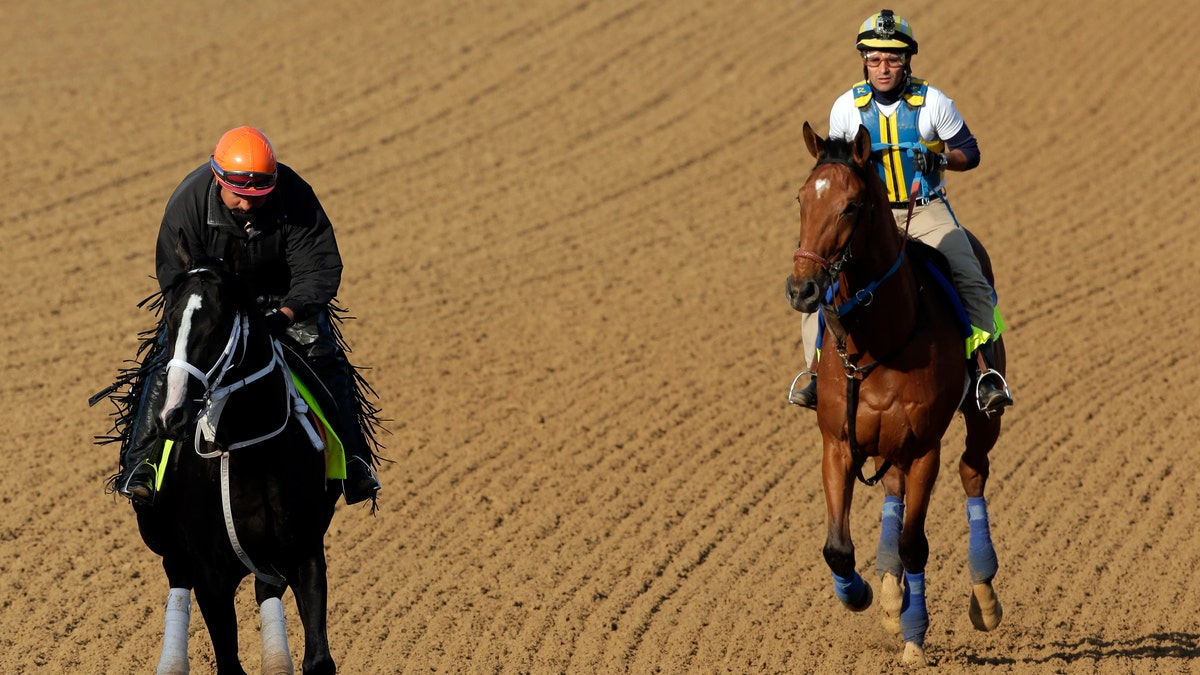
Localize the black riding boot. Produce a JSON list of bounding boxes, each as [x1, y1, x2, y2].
[[792, 374, 818, 410], [314, 351, 381, 504], [115, 366, 168, 506], [291, 315, 381, 505], [970, 341, 1013, 415]]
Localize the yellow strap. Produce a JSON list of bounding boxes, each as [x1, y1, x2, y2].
[[878, 112, 906, 203], [154, 440, 171, 492]]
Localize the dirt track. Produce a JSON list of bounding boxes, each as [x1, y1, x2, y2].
[[3, 1, 1199, 673]]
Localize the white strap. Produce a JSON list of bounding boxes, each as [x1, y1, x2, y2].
[[220, 452, 285, 586]]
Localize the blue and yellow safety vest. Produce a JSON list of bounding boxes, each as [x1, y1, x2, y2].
[[853, 78, 945, 204]]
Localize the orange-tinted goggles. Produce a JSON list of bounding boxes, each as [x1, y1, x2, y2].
[[210, 157, 276, 192]]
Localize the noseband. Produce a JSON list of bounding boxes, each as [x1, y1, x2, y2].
[[793, 208, 862, 282]]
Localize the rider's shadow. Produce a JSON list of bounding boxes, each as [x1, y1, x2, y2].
[[963, 633, 1200, 666]]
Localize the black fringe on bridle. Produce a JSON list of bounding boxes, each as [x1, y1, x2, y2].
[[91, 293, 390, 486]]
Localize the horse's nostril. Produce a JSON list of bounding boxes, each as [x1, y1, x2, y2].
[[160, 405, 189, 438]]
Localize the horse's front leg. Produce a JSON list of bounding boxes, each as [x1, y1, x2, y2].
[[255, 579, 294, 675], [897, 450, 940, 666], [821, 440, 872, 612], [156, 557, 195, 675], [876, 464, 905, 635], [155, 586, 193, 675]]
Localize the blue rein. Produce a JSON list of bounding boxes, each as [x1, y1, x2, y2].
[[829, 249, 905, 318]]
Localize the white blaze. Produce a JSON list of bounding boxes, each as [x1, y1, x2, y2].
[[161, 293, 203, 424], [814, 178, 830, 199]]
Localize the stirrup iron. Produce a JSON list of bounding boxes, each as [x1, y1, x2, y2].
[[787, 369, 814, 406], [974, 368, 1012, 415]]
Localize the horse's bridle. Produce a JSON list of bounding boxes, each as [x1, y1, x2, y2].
[[165, 309, 249, 399], [793, 205, 863, 283], [791, 159, 920, 487], [163, 277, 299, 457]]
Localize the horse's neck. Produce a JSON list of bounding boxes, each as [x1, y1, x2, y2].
[[211, 332, 292, 447], [227, 330, 280, 386], [835, 212, 920, 357]]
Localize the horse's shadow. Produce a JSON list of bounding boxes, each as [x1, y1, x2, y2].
[[963, 632, 1200, 666]]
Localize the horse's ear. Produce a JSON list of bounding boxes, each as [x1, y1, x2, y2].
[[175, 230, 194, 270], [802, 121, 824, 160], [851, 125, 873, 167]]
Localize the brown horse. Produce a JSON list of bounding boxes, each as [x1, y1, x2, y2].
[[785, 123, 1005, 665]]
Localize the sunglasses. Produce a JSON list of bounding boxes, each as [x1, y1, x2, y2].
[[862, 52, 907, 68], [209, 157, 276, 191]]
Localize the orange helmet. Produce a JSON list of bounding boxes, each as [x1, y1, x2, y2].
[[210, 126, 277, 196]]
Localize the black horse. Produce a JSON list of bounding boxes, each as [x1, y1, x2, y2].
[[122, 244, 341, 674]]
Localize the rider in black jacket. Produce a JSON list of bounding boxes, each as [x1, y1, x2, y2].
[[113, 126, 383, 506]]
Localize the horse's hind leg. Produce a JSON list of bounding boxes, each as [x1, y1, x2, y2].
[[821, 442, 873, 613], [291, 549, 336, 675], [961, 410, 1003, 631], [193, 571, 247, 675], [876, 465, 905, 635]]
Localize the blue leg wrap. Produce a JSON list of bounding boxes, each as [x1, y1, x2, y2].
[[966, 496, 999, 584], [900, 571, 929, 645], [832, 570, 867, 608], [876, 495, 904, 579]]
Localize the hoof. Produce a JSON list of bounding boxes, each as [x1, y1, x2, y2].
[[902, 641, 929, 666], [879, 572, 903, 635], [844, 579, 874, 613], [968, 581, 1003, 631]]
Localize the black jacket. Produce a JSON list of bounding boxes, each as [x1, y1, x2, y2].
[[155, 162, 343, 321]]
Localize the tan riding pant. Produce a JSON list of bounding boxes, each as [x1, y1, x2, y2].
[[799, 200, 995, 367]]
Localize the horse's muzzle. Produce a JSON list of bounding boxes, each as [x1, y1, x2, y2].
[[158, 402, 193, 440], [786, 275, 824, 313]]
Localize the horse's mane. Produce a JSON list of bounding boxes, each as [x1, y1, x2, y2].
[[815, 136, 858, 167], [160, 260, 262, 322], [813, 135, 892, 210]]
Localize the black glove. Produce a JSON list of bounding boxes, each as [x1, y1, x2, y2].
[[262, 309, 291, 338], [912, 150, 947, 175]]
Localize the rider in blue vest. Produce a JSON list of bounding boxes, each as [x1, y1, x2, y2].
[[107, 126, 384, 507], [792, 9, 1012, 415]]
